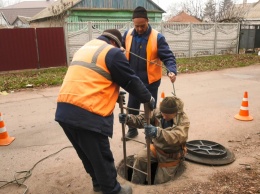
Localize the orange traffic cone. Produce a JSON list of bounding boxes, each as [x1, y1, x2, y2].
[[0, 113, 15, 146], [234, 92, 253, 121], [160, 92, 165, 104]]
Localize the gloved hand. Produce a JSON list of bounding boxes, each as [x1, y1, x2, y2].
[[116, 91, 126, 105], [148, 96, 155, 111], [144, 124, 157, 138], [119, 113, 128, 124]]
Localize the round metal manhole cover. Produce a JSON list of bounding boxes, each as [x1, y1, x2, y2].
[[184, 140, 235, 166]]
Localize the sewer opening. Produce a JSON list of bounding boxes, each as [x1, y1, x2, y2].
[[117, 155, 185, 185]]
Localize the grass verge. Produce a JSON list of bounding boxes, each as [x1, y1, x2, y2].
[[0, 54, 260, 92]]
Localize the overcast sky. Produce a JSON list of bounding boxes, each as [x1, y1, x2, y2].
[[152, 0, 259, 11], [3, 0, 260, 11]]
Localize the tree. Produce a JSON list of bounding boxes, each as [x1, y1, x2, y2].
[[216, 0, 249, 23], [204, 0, 216, 22], [165, 0, 249, 23], [181, 0, 204, 20]]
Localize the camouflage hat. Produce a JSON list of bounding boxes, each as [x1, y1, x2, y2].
[[160, 96, 178, 114]]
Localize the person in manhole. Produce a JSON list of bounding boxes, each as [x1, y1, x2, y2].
[[119, 96, 190, 184]]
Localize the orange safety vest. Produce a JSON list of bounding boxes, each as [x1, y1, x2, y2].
[[150, 144, 187, 168], [57, 39, 119, 117], [125, 28, 162, 84]]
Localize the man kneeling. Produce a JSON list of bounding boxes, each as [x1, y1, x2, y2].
[[119, 96, 190, 184]]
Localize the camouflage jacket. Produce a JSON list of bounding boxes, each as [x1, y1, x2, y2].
[[126, 96, 190, 153]]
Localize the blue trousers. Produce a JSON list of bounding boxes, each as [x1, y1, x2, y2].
[[127, 86, 158, 116], [59, 122, 121, 194]]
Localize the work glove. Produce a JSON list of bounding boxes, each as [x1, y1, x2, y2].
[[148, 96, 155, 111], [116, 91, 126, 105], [144, 124, 158, 138], [119, 113, 129, 124]]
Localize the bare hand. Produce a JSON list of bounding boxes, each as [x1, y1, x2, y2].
[[168, 72, 176, 83]]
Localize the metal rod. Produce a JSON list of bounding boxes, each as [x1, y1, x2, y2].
[[144, 103, 152, 185], [124, 137, 146, 145], [126, 164, 148, 175], [119, 92, 128, 179]]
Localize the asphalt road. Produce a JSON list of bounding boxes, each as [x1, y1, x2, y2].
[[0, 64, 259, 194]]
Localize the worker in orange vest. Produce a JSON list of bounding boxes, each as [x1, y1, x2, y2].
[[122, 6, 177, 140], [55, 29, 155, 194]]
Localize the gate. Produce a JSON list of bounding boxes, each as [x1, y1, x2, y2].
[[0, 27, 67, 72], [239, 25, 260, 51]]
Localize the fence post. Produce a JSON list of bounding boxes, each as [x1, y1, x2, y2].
[[236, 23, 241, 54], [34, 28, 40, 69], [64, 21, 70, 66], [214, 23, 217, 55], [161, 21, 164, 34], [189, 23, 192, 58], [88, 21, 92, 40]]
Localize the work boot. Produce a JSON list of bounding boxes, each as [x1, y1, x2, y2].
[[122, 128, 138, 141], [118, 184, 132, 194]]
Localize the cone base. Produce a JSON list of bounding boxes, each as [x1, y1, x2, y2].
[[234, 114, 253, 121], [0, 136, 15, 146]]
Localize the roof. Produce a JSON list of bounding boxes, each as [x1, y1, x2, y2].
[[72, 0, 165, 12], [167, 11, 201, 23], [0, 12, 12, 28], [16, 16, 31, 24], [30, 0, 165, 22], [3, 1, 54, 9], [30, 0, 82, 21], [0, 0, 54, 24], [246, 1, 260, 20]]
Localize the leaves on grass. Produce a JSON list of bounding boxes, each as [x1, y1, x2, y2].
[[1, 54, 260, 92]]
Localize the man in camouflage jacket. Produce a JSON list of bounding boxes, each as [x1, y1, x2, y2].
[[119, 96, 190, 184]]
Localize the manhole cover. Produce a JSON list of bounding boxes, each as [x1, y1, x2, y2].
[[184, 140, 235, 166]]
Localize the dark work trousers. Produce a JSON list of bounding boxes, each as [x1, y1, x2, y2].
[[127, 86, 158, 130], [59, 122, 121, 194]]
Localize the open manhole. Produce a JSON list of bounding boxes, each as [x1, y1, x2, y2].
[[117, 155, 186, 185], [185, 140, 236, 166]]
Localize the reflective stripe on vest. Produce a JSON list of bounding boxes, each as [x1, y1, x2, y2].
[[125, 28, 162, 84], [57, 39, 119, 116]]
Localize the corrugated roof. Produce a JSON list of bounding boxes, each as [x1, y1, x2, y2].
[[0, 1, 54, 24], [30, 0, 165, 22], [72, 0, 165, 12], [30, 0, 82, 21], [167, 11, 201, 23]]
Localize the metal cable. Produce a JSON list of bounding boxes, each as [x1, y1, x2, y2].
[[125, 50, 177, 96]]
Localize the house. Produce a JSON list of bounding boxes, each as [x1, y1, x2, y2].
[[244, 0, 260, 24], [13, 16, 31, 28], [0, 0, 54, 27], [167, 11, 201, 23], [29, 0, 165, 27], [0, 12, 11, 28]]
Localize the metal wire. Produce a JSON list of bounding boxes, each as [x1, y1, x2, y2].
[[125, 50, 177, 96]]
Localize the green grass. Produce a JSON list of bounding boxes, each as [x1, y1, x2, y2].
[[176, 54, 260, 73], [0, 67, 67, 92], [0, 54, 260, 92]]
